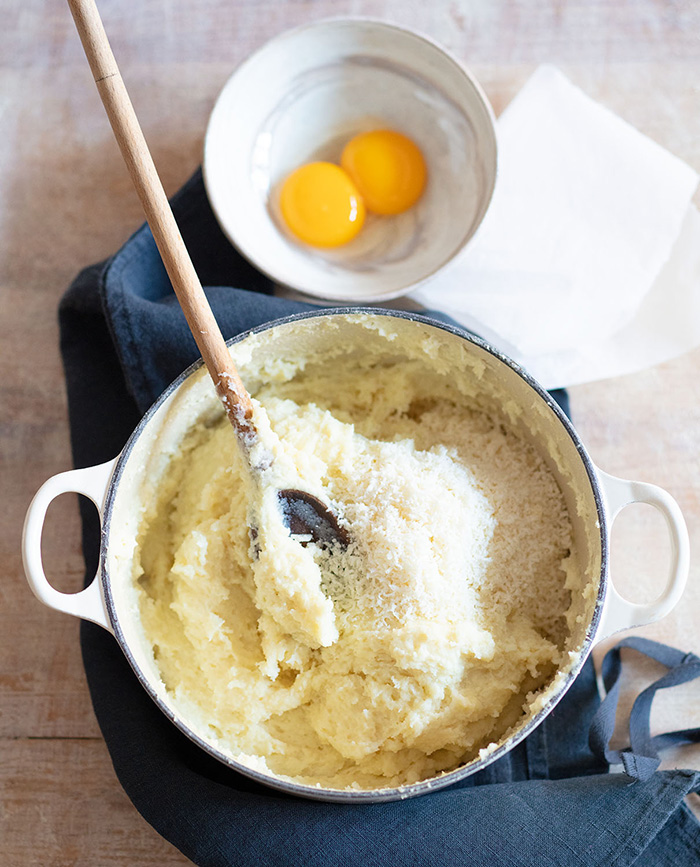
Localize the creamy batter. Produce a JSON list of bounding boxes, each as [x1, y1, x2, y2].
[[135, 354, 576, 790]]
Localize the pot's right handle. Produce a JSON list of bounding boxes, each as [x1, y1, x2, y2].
[[22, 460, 117, 632], [596, 469, 690, 641]]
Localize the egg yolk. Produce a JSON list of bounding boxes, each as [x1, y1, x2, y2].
[[279, 161, 366, 248], [340, 129, 427, 216]]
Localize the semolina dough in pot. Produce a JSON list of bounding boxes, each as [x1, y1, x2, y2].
[[135, 351, 579, 790]]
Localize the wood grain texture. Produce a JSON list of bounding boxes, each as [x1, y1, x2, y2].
[[2, 0, 700, 863], [67, 0, 257, 434], [2, 740, 190, 865]]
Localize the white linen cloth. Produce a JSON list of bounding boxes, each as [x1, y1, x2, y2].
[[412, 65, 700, 389]]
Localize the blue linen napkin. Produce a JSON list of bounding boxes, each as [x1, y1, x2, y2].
[[58, 169, 700, 866]]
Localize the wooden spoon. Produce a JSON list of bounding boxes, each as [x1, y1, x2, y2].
[[67, 0, 348, 547]]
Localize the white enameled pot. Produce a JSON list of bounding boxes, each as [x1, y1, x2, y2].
[[22, 310, 689, 802]]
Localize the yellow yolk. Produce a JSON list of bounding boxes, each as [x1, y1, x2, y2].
[[279, 161, 366, 248], [340, 130, 427, 216]]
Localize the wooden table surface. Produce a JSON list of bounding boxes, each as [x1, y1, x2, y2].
[[2, 0, 700, 863]]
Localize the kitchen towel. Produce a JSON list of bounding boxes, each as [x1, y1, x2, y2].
[[59, 170, 700, 866], [413, 65, 700, 389]]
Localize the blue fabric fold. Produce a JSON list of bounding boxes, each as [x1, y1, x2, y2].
[[58, 168, 699, 866], [589, 638, 700, 781]]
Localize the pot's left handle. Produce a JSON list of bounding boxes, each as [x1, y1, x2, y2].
[[22, 460, 117, 633], [596, 469, 690, 641]]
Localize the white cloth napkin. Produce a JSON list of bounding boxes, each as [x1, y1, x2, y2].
[[413, 65, 700, 389]]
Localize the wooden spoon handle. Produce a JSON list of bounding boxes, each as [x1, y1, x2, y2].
[[66, 0, 256, 437]]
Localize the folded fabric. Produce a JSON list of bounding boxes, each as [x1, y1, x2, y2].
[[59, 170, 699, 866], [413, 65, 700, 388]]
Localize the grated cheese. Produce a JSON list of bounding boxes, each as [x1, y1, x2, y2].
[[134, 352, 580, 791]]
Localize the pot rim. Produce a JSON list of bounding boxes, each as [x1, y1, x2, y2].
[[100, 307, 608, 803]]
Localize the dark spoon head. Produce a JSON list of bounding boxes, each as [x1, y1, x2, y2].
[[277, 489, 350, 548]]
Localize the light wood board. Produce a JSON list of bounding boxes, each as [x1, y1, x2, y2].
[[2, 0, 699, 863]]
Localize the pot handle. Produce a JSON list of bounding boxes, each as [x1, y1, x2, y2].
[[596, 469, 689, 641], [22, 460, 117, 633]]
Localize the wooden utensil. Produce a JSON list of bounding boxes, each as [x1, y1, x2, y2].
[[66, 0, 347, 546]]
